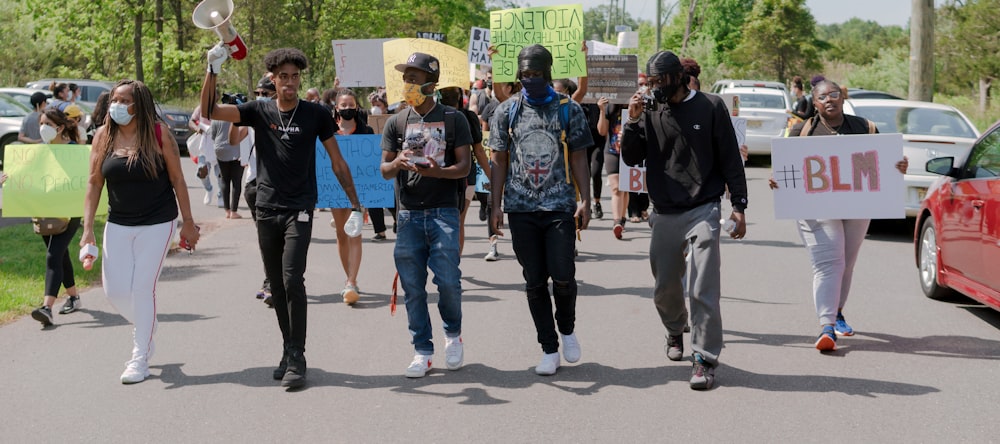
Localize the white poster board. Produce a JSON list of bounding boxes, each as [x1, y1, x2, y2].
[[619, 114, 749, 194], [617, 31, 639, 49], [771, 133, 905, 220], [332, 39, 393, 87], [468, 27, 491, 66], [587, 39, 620, 55]]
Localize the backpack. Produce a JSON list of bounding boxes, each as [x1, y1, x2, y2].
[[506, 95, 580, 199]]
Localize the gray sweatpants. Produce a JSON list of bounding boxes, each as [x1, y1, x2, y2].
[[797, 218, 870, 326], [649, 201, 724, 366]]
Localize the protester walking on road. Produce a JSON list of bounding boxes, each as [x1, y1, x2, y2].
[[18, 92, 49, 144], [29, 108, 84, 327], [81, 79, 200, 384], [437, 86, 490, 255], [771, 79, 908, 352], [489, 44, 594, 376], [330, 88, 371, 305], [381, 52, 471, 378], [202, 46, 361, 389], [621, 51, 749, 390], [210, 96, 245, 220]]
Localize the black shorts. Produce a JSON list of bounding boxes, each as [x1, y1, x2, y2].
[[604, 151, 621, 175]]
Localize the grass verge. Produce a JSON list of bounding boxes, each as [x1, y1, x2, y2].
[[0, 217, 106, 324]]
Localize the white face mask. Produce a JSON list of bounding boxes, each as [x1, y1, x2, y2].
[[370, 106, 383, 115], [109, 103, 134, 126], [39, 124, 58, 143]]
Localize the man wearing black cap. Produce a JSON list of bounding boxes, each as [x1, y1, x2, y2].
[[18, 92, 50, 144], [380, 52, 472, 378], [621, 50, 748, 390], [201, 46, 362, 390], [488, 44, 594, 376]]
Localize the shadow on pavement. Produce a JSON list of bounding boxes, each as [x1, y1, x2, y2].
[[53, 309, 217, 329], [725, 329, 1000, 360], [720, 365, 939, 397]]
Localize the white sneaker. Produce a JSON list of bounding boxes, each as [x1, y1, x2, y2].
[[121, 359, 150, 384], [217, 196, 224, 208], [535, 352, 560, 376], [484, 242, 498, 261], [405, 354, 432, 378], [203, 191, 212, 206], [444, 336, 464, 370], [561, 333, 581, 363]]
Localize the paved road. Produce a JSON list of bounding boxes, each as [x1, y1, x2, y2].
[[1, 161, 997, 442]]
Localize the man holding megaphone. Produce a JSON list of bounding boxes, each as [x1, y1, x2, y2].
[[200, 45, 362, 390]]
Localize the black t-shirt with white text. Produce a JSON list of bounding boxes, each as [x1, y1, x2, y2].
[[236, 100, 337, 211]]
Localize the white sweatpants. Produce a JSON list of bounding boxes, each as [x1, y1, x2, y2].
[[102, 220, 174, 362], [797, 218, 870, 326]]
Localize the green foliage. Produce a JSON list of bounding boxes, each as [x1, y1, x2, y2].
[[699, 0, 754, 64], [843, 46, 909, 97], [816, 19, 908, 67], [730, 0, 822, 82], [935, 0, 1000, 98], [582, 4, 643, 44]]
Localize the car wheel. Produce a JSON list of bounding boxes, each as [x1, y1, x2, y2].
[[918, 218, 952, 300]]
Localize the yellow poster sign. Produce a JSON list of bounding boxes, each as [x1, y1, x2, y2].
[[2, 144, 109, 217], [382, 38, 469, 105], [489, 4, 586, 83]]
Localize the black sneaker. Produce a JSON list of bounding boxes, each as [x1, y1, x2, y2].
[[281, 350, 307, 389], [31, 305, 54, 326], [263, 292, 274, 309], [59, 296, 81, 314], [272, 348, 289, 380], [593, 201, 603, 219], [373, 233, 387, 242], [689, 353, 716, 390], [665, 334, 683, 361], [478, 204, 488, 221]]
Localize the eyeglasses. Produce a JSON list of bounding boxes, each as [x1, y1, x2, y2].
[[816, 91, 841, 101]]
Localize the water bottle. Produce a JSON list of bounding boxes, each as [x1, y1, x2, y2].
[[721, 218, 737, 235], [79, 244, 99, 270]]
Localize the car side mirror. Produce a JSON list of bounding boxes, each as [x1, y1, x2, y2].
[[926, 157, 956, 177]]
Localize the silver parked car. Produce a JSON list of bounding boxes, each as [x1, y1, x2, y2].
[[719, 86, 792, 155], [0, 92, 32, 169], [843, 98, 980, 217]]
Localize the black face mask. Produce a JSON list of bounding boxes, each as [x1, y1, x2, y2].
[[338, 108, 357, 121], [652, 73, 682, 103]]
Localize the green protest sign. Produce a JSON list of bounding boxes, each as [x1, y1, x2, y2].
[[489, 4, 586, 83], [3, 144, 108, 217]]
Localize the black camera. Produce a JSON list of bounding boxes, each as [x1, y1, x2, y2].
[[221, 92, 247, 105], [641, 93, 658, 112]]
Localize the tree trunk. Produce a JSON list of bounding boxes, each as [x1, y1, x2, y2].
[[980, 77, 993, 113], [681, 0, 697, 54], [134, 0, 145, 82], [155, 0, 163, 79], [173, 0, 184, 99], [909, 0, 934, 101]]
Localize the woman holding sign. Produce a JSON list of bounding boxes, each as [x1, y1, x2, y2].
[[81, 79, 200, 384], [29, 108, 84, 327], [770, 79, 907, 352]]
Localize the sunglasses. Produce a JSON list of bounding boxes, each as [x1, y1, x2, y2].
[[816, 91, 841, 101]]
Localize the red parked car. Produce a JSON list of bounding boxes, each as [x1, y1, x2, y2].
[[915, 119, 1000, 310]]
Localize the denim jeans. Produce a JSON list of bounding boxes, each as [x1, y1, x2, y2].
[[508, 211, 577, 354], [256, 207, 313, 353], [394, 208, 462, 355]]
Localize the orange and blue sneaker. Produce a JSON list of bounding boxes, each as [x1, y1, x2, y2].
[[815, 325, 837, 351], [834, 312, 854, 336]]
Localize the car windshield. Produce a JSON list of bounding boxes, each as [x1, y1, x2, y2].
[[852, 106, 977, 138], [0, 93, 30, 117], [734, 93, 787, 110]]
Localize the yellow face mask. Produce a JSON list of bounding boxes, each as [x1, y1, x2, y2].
[[403, 82, 434, 107]]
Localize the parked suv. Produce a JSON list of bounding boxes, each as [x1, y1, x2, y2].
[[710, 79, 788, 95], [25, 79, 115, 108]]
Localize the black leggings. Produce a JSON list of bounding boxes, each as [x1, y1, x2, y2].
[[42, 218, 81, 296], [588, 144, 603, 199], [218, 160, 244, 212]]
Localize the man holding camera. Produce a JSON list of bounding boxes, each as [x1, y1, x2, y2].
[[621, 51, 747, 390]]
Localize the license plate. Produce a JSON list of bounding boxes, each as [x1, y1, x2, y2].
[[917, 187, 927, 201], [747, 120, 763, 129]]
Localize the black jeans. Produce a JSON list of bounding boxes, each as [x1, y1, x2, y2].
[[255, 207, 313, 352], [508, 211, 578, 353], [588, 144, 604, 199], [42, 218, 81, 296], [218, 160, 244, 212], [243, 180, 269, 291]]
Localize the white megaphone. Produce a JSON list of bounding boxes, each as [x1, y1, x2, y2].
[[193, 0, 247, 60]]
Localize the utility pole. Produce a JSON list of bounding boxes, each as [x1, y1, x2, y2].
[[656, 0, 662, 51], [909, 0, 934, 101]]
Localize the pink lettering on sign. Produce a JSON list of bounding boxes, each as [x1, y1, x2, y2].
[[803, 150, 881, 193], [629, 168, 644, 192]]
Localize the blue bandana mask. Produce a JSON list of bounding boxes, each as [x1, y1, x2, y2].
[[520, 77, 550, 101]]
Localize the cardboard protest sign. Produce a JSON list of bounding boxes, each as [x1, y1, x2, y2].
[[771, 133, 904, 220], [3, 144, 108, 217], [731, 117, 747, 148], [468, 27, 492, 66], [476, 130, 492, 193], [332, 39, 393, 87], [416, 32, 447, 42], [315, 135, 395, 209], [581, 54, 638, 104], [382, 38, 469, 105], [489, 4, 587, 83]]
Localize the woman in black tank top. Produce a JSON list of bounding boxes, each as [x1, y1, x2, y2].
[[79, 80, 201, 384]]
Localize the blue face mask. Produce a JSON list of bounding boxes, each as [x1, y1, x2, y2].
[[520, 77, 550, 100], [256, 96, 272, 102], [108, 103, 133, 126]]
